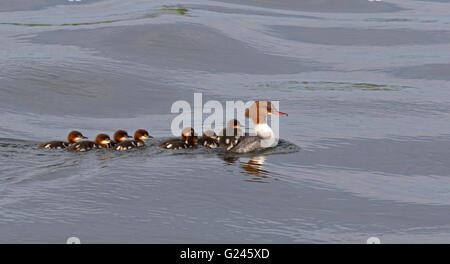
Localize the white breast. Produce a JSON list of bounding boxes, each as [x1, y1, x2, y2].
[[254, 124, 277, 148]]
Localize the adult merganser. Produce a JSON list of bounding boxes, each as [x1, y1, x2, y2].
[[115, 129, 153, 151], [159, 127, 198, 149], [217, 119, 244, 151], [229, 101, 287, 153], [38, 131, 87, 149], [68, 134, 111, 152], [198, 130, 219, 149]]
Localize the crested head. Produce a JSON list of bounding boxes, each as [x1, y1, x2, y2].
[[95, 134, 111, 145], [134, 129, 153, 141], [114, 130, 131, 143], [245, 101, 288, 124], [67, 130, 87, 143]]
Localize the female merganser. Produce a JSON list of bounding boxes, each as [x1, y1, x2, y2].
[[115, 129, 153, 151], [111, 130, 132, 147], [68, 134, 112, 152], [217, 119, 244, 151], [228, 101, 287, 153], [38, 131, 87, 149], [198, 130, 219, 148], [159, 127, 198, 149]]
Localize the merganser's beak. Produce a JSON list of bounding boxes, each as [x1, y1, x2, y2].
[[271, 111, 288, 116], [143, 135, 153, 139], [82, 136, 88, 139]]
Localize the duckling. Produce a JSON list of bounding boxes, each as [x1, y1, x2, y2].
[[159, 127, 198, 149], [217, 119, 244, 151], [111, 130, 132, 147], [38, 131, 87, 149], [198, 130, 219, 148]]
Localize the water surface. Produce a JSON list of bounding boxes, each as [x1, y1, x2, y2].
[[1, 0, 450, 243]]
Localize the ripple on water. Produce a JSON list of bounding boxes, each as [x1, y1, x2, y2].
[[246, 80, 412, 92], [0, 137, 300, 184], [0, 0, 102, 12], [0, 6, 191, 27]]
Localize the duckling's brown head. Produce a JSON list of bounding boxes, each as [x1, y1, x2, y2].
[[181, 127, 198, 146], [202, 130, 217, 139], [114, 130, 131, 143], [134, 129, 153, 141], [67, 131, 87, 143], [95, 134, 111, 146]]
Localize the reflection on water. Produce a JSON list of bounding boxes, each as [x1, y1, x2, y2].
[[222, 154, 271, 182], [241, 156, 270, 183], [222, 155, 239, 164]]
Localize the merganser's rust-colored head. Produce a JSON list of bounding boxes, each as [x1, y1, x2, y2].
[[134, 129, 153, 142], [245, 101, 288, 124], [202, 130, 217, 139], [67, 131, 87, 143], [113, 130, 132, 143], [95, 134, 111, 146], [181, 127, 198, 146]]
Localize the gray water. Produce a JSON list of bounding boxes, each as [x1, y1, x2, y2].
[[1, 0, 450, 243]]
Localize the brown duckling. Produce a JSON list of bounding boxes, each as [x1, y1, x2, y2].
[[198, 130, 219, 149], [217, 119, 244, 151], [38, 131, 87, 149], [111, 130, 132, 147], [159, 127, 198, 150]]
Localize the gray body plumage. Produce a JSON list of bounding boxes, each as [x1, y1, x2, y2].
[[228, 136, 261, 153]]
